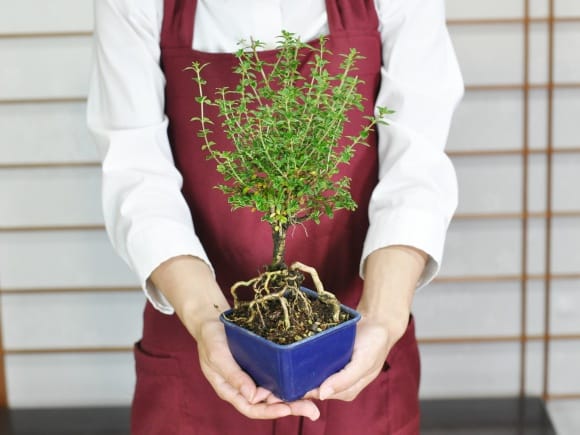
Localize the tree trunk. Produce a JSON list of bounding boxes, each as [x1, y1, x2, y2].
[[270, 225, 288, 270]]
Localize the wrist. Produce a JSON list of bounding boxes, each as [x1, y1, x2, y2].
[[359, 245, 425, 340], [357, 298, 410, 342], [150, 255, 229, 339]]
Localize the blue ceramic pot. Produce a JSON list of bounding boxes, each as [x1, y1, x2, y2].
[[220, 287, 361, 402]]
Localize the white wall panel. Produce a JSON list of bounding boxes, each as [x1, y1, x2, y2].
[[445, 0, 524, 20], [551, 280, 580, 335], [450, 24, 523, 85], [447, 41, 580, 151], [442, 216, 579, 278], [454, 155, 522, 214], [0, 167, 103, 226], [525, 341, 543, 395], [0, 37, 92, 99], [442, 219, 522, 277], [530, 23, 550, 84], [527, 217, 548, 275], [557, 0, 580, 17], [550, 340, 580, 394], [527, 281, 547, 336], [0, 231, 137, 288], [0, 0, 93, 34], [454, 153, 580, 215], [528, 155, 548, 213], [448, 21, 559, 86], [531, 0, 549, 18], [554, 88, 580, 149], [527, 217, 580, 274], [529, 89, 549, 150], [5, 353, 134, 408], [550, 218, 580, 273], [548, 400, 580, 435], [447, 90, 523, 152], [419, 342, 521, 398], [414, 281, 522, 338], [446, 89, 550, 153], [552, 154, 580, 211], [416, 278, 580, 343], [1, 292, 143, 349], [420, 340, 576, 399], [416, 278, 580, 339], [555, 23, 580, 82], [0, 103, 97, 164], [445, 0, 578, 20]]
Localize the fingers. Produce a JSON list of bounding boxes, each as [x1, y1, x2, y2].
[[306, 364, 377, 402], [199, 336, 257, 402], [204, 366, 287, 419], [265, 394, 320, 421], [320, 373, 374, 402], [207, 368, 320, 420], [303, 388, 320, 400], [266, 394, 284, 404], [200, 358, 253, 403], [317, 356, 377, 401], [197, 321, 320, 420], [286, 399, 321, 421], [313, 317, 392, 402], [211, 373, 293, 419], [253, 387, 275, 404]]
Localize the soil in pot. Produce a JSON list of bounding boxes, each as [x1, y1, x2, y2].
[[225, 264, 353, 345], [226, 290, 352, 345]]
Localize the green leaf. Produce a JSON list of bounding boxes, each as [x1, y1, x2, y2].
[[189, 31, 393, 244]]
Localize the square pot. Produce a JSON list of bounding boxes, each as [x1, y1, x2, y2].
[[220, 287, 361, 402]]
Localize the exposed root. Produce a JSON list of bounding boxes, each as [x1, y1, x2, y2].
[[228, 262, 343, 339], [230, 268, 298, 330], [290, 262, 340, 322], [230, 277, 259, 308], [249, 290, 291, 329], [249, 303, 266, 329], [230, 270, 288, 308], [291, 288, 312, 317]]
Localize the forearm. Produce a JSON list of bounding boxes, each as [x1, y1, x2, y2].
[[150, 255, 229, 339], [314, 245, 427, 401], [151, 255, 320, 419], [360, 245, 427, 340]]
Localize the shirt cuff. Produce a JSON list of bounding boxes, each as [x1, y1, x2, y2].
[[360, 207, 449, 289], [126, 222, 214, 315]]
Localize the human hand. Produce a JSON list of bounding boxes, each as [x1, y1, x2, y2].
[[305, 313, 405, 402], [151, 255, 320, 420], [305, 245, 424, 402], [193, 315, 321, 420]]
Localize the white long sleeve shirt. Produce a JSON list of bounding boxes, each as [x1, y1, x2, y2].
[[87, 0, 463, 315]]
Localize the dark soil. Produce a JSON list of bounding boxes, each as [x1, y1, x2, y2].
[[226, 290, 351, 345]]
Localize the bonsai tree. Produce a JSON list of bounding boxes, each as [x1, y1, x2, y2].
[[188, 32, 391, 344]]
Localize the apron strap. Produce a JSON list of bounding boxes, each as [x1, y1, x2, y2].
[[161, 0, 196, 49], [325, 0, 379, 34]]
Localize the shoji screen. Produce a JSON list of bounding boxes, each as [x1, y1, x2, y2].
[[415, 0, 580, 403], [0, 0, 139, 407], [0, 0, 578, 411]]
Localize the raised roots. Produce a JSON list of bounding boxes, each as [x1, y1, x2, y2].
[[229, 262, 341, 332]]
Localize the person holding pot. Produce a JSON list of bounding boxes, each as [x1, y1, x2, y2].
[[88, 0, 463, 433]]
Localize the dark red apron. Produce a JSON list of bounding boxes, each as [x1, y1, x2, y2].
[[131, 0, 420, 433]]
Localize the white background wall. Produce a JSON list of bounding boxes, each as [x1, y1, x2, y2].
[[0, 0, 578, 431]]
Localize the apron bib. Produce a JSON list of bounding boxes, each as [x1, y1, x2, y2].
[[131, 1, 420, 433]]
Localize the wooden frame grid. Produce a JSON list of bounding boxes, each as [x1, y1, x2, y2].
[[1, 8, 580, 405], [521, 0, 532, 400]]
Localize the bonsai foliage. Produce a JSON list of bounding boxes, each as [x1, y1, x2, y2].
[[188, 32, 392, 342]]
